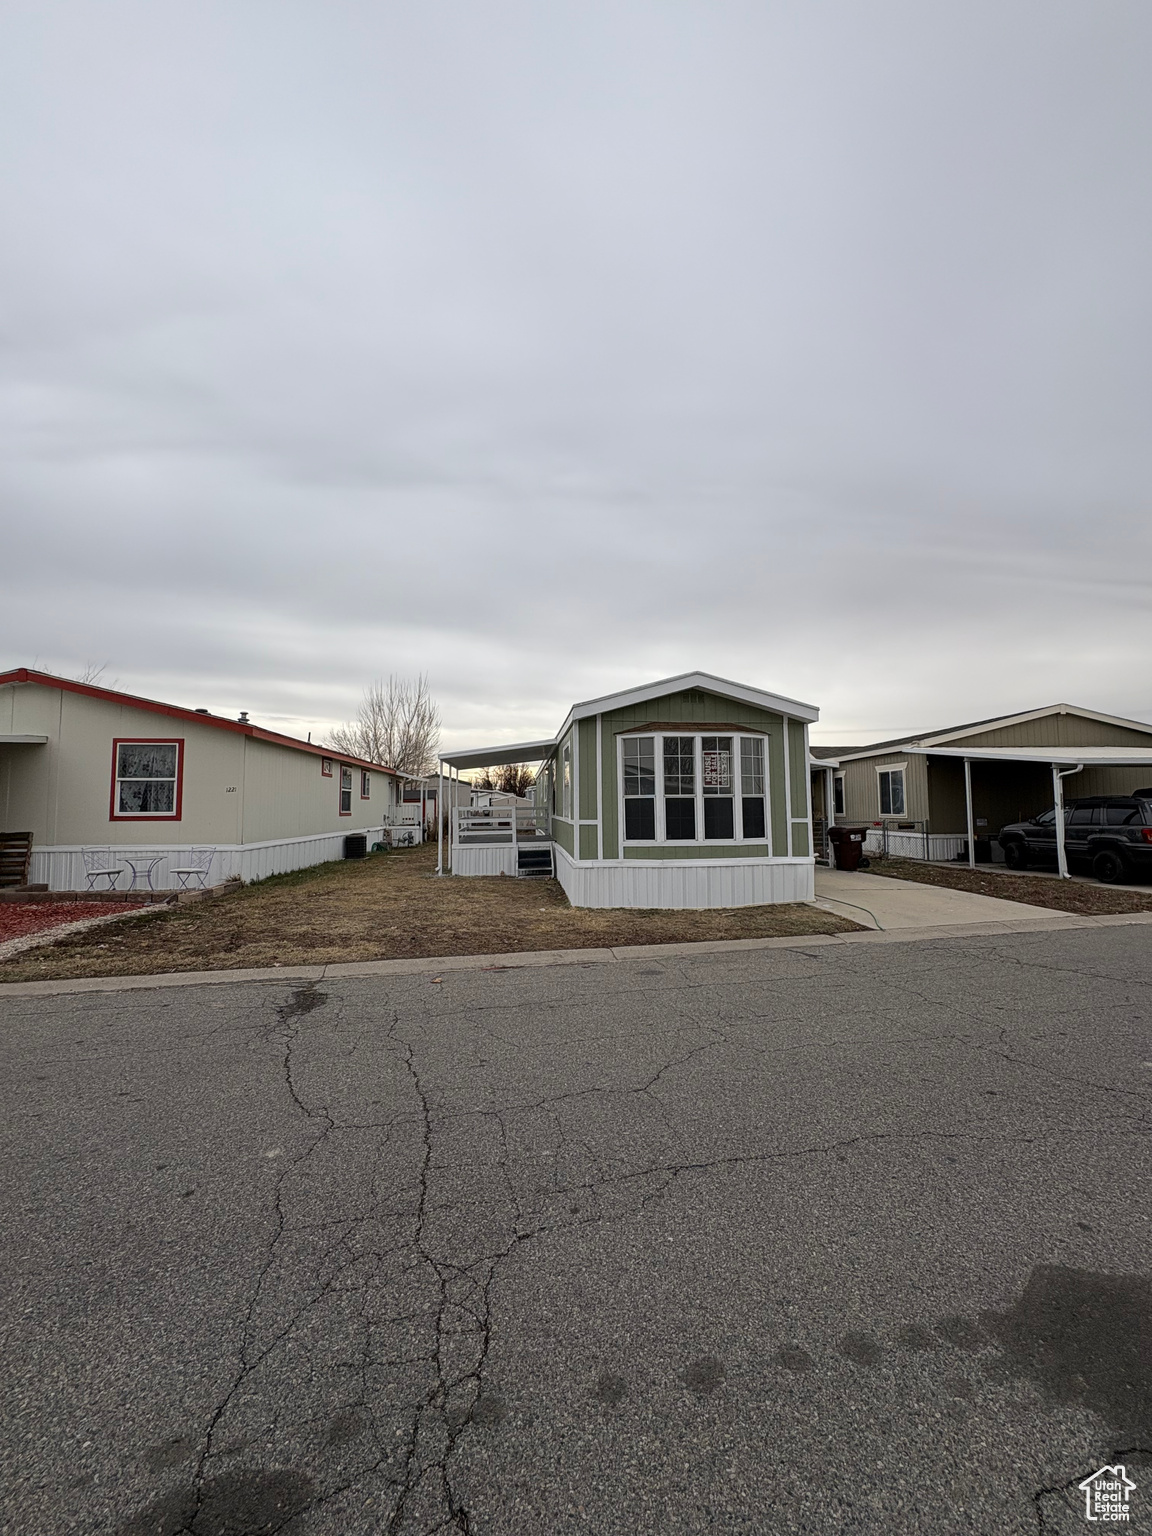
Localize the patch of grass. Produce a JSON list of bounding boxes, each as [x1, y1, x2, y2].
[[0, 842, 863, 982], [867, 856, 1152, 915]]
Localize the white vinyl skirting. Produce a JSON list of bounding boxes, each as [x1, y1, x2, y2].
[[552, 845, 814, 909], [29, 824, 420, 891], [451, 846, 519, 877]]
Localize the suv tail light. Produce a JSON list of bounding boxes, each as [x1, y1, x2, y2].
[[1142, 828, 1152, 844]]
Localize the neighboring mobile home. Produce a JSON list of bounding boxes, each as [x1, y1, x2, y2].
[[0, 669, 404, 889], [438, 672, 818, 909], [810, 703, 1152, 862], [396, 772, 472, 833]]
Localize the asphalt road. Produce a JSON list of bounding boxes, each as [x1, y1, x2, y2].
[[2, 927, 1150, 1536]]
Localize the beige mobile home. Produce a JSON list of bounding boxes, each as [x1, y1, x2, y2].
[[809, 703, 1152, 863], [0, 669, 405, 890], [438, 672, 818, 909]]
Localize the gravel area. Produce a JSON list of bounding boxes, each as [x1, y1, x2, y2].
[[0, 901, 146, 942]]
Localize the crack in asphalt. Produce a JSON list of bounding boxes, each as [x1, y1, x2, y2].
[[133, 947, 1151, 1536], [185, 984, 342, 1533]]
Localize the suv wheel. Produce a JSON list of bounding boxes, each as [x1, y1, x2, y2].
[[1093, 848, 1129, 885], [1003, 841, 1028, 870]]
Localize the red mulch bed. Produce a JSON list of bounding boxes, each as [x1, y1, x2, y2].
[[0, 902, 145, 943]]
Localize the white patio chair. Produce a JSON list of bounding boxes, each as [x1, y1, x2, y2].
[[82, 848, 126, 890], [169, 847, 216, 890]]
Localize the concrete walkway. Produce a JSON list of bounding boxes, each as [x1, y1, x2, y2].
[[813, 866, 1058, 931]]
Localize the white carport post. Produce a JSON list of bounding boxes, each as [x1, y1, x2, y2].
[[825, 767, 835, 864], [1052, 762, 1084, 880], [449, 766, 456, 872], [436, 759, 444, 875], [964, 758, 975, 868]]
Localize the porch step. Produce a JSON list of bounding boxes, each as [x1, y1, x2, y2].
[[516, 845, 553, 879], [0, 831, 33, 888]]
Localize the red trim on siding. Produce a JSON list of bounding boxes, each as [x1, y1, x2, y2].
[[0, 669, 399, 779], [321, 757, 333, 776], [110, 737, 184, 822]]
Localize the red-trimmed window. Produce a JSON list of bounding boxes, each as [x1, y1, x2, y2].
[[360, 770, 371, 799], [340, 765, 353, 815], [321, 757, 333, 777], [110, 739, 184, 821]]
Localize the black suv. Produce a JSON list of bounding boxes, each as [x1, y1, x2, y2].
[[997, 793, 1152, 883]]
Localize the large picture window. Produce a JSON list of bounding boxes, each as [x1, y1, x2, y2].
[[623, 736, 656, 841], [701, 735, 734, 840], [663, 736, 696, 840], [740, 737, 766, 840], [111, 739, 183, 820], [620, 732, 770, 846], [878, 767, 906, 817]]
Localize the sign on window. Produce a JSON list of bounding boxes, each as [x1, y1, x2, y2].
[[702, 749, 731, 789]]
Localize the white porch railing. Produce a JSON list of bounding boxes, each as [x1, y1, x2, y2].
[[452, 807, 548, 846], [453, 808, 515, 845]]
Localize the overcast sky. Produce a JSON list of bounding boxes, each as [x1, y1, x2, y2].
[[2, 1, 1150, 751]]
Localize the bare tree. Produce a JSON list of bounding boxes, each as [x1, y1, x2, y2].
[[75, 661, 113, 685], [329, 675, 441, 775], [497, 763, 535, 797], [472, 763, 535, 797]]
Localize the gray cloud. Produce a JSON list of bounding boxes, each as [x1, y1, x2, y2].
[[2, 0, 1150, 748]]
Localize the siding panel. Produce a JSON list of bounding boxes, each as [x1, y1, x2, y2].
[[578, 717, 598, 821], [949, 716, 1152, 749], [553, 845, 814, 909]]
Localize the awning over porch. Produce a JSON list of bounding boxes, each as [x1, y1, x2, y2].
[[438, 738, 554, 771]]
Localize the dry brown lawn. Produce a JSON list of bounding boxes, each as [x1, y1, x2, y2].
[[0, 842, 862, 982], [868, 855, 1152, 915]]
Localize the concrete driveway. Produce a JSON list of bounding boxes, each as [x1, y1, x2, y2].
[[814, 865, 1059, 930], [2, 927, 1150, 1535]]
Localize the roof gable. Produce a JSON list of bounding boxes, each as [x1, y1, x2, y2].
[[0, 668, 399, 776], [921, 703, 1152, 748], [438, 671, 817, 771], [833, 703, 1152, 762], [561, 671, 818, 735]]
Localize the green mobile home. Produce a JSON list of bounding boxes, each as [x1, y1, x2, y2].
[[438, 673, 818, 909]]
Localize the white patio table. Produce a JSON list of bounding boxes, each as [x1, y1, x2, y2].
[[123, 855, 165, 891]]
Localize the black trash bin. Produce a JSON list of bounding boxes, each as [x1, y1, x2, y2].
[[343, 833, 368, 860], [827, 825, 869, 872]]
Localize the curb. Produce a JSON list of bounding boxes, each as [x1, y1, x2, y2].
[[2, 909, 1151, 998]]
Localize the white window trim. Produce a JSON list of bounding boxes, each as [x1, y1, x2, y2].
[[875, 762, 908, 819], [618, 731, 771, 848], [559, 737, 573, 821], [833, 773, 845, 817]]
